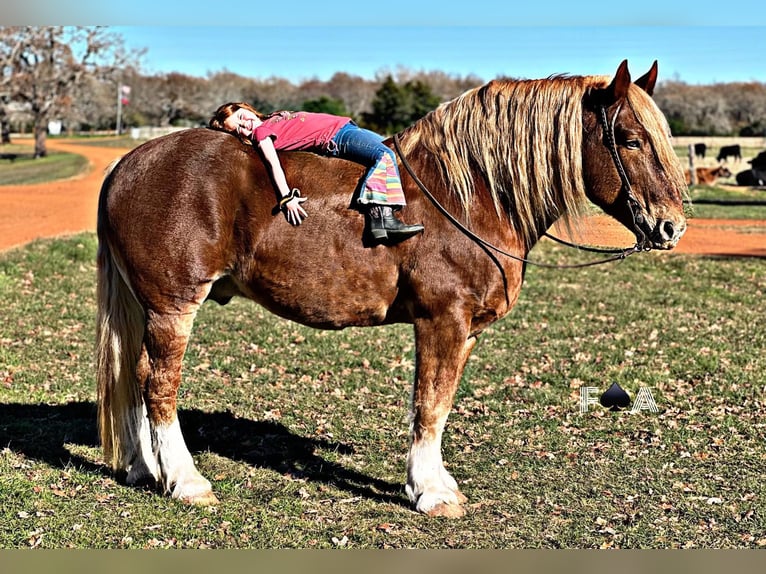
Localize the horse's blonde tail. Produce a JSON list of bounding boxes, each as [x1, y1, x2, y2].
[[96, 239, 145, 472]]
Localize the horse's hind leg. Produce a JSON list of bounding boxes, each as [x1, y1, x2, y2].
[[406, 317, 477, 518], [96, 244, 160, 488], [142, 308, 218, 505]]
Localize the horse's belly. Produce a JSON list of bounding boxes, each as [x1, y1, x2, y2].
[[236, 259, 401, 330]]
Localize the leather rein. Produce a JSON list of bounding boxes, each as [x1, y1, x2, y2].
[[392, 104, 652, 270]]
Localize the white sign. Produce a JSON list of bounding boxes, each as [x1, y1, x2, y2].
[[48, 120, 62, 135]]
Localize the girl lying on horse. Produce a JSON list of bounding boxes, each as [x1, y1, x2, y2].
[[209, 102, 424, 243]]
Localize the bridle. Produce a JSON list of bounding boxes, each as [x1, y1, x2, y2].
[[391, 103, 653, 270], [597, 104, 654, 251]]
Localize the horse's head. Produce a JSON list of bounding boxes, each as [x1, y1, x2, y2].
[[582, 60, 687, 250]]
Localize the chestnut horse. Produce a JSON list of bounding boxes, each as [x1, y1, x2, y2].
[[96, 60, 687, 517]]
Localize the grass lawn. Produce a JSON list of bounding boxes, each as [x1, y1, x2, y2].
[[686, 185, 766, 219], [1, 234, 764, 548], [0, 142, 89, 185]]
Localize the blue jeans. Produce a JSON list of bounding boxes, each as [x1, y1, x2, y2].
[[327, 122, 404, 205]]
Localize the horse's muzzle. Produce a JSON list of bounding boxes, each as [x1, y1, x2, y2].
[[648, 217, 687, 250]]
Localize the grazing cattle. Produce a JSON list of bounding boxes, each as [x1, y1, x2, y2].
[[736, 169, 766, 187], [694, 142, 706, 159], [685, 165, 732, 185], [717, 144, 741, 162]]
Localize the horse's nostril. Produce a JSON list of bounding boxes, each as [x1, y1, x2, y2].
[[661, 220, 675, 240]]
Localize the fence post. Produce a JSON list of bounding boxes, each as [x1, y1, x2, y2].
[[688, 144, 697, 185]]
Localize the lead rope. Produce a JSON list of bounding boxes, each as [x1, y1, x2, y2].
[[392, 131, 641, 270]]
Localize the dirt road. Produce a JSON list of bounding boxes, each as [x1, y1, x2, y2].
[[1, 139, 764, 257], [551, 214, 766, 258], [0, 139, 130, 253]]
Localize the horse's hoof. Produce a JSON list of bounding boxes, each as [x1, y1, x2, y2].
[[181, 491, 220, 506], [425, 502, 466, 518], [410, 487, 469, 518]]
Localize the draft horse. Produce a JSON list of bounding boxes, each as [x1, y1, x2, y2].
[[96, 60, 687, 517]]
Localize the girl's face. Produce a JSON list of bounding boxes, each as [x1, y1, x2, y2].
[[222, 108, 261, 137]]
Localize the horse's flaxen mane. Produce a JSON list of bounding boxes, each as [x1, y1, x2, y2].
[[625, 83, 686, 186], [401, 74, 681, 247]]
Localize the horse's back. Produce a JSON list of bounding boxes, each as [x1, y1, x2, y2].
[[99, 130, 248, 300], [100, 129, 253, 242], [98, 128, 406, 326], [101, 128, 370, 250]]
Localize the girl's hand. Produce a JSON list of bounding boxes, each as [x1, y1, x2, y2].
[[280, 189, 308, 225]]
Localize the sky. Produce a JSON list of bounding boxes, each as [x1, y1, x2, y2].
[[108, 26, 766, 86], [3, 1, 766, 85]]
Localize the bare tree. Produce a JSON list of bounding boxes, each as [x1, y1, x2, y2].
[[724, 82, 766, 136], [655, 79, 766, 136], [0, 26, 142, 156], [200, 70, 262, 117], [322, 72, 379, 119], [135, 72, 211, 127], [66, 74, 116, 132], [0, 94, 10, 143]]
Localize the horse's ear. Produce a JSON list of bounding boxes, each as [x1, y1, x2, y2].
[[635, 60, 658, 96], [604, 59, 632, 103]]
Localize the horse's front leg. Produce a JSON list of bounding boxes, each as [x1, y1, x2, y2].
[[142, 309, 218, 505], [406, 316, 477, 518]]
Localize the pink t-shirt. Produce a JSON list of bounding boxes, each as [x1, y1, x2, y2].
[[253, 111, 351, 151]]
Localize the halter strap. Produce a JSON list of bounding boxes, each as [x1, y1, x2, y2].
[[597, 104, 653, 250]]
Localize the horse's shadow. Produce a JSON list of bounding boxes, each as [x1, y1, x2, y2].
[[0, 402, 405, 507]]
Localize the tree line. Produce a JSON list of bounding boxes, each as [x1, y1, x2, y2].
[[2, 26, 764, 158], [654, 80, 766, 137]]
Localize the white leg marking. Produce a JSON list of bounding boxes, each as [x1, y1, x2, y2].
[[405, 429, 462, 513], [153, 417, 212, 501]]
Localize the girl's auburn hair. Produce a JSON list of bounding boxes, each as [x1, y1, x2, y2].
[[208, 101, 267, 131]]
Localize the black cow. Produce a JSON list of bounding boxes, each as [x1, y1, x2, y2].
[[749, 151, 766, 169], [717, 144, 741, 162], [736, 169, 766, 187], [694, 142, 706, 159]]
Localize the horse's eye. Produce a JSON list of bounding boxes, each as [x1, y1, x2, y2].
[[626, 140, 641, 150]]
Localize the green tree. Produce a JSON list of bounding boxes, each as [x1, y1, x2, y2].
[[301, 95, 350, 116], [407, 79, 442, 121], [363, 75, 408, 133], [363, 75, 441, 134]]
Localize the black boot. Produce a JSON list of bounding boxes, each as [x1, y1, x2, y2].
[[368, 206, 424, 242]]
